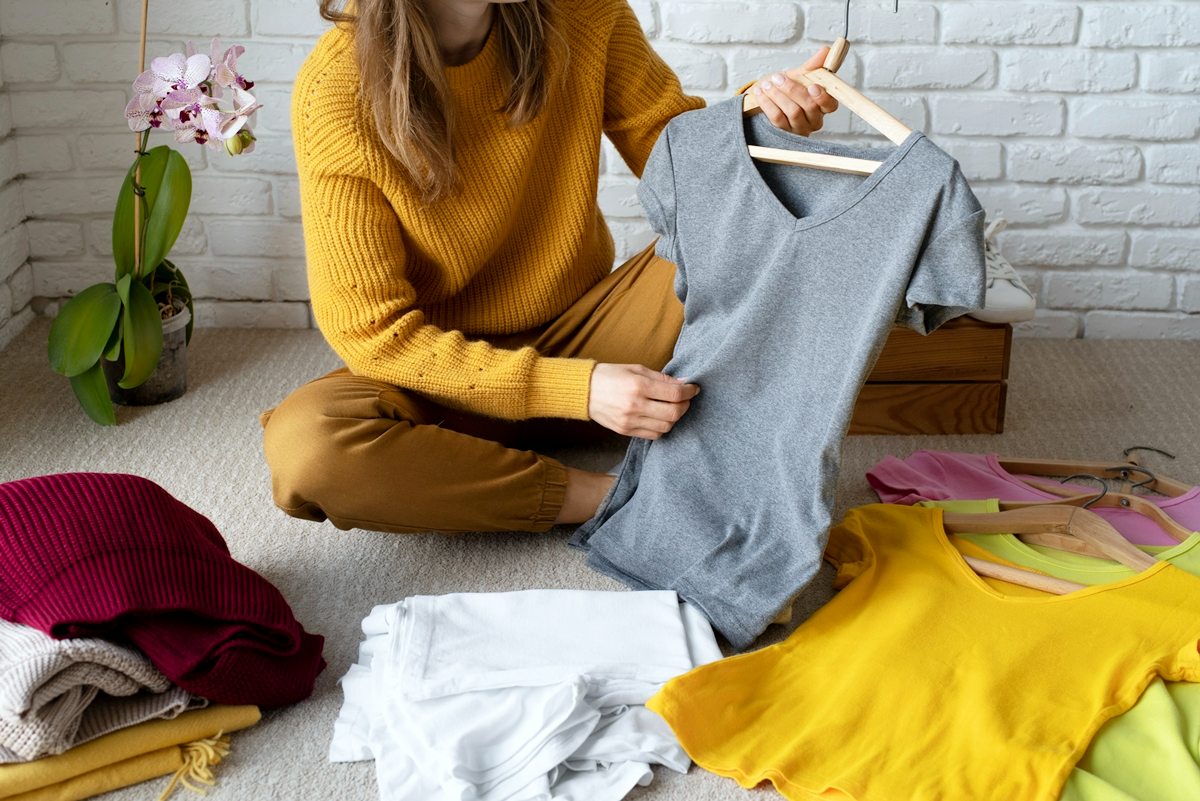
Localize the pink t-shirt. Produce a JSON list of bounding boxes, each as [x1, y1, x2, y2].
[[866, 450, 1200, 546]]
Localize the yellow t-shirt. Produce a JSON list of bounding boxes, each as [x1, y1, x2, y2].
[[647, 504, 1200, 801]]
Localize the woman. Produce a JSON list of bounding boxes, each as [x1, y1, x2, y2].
[[261, 0, 837, 534]]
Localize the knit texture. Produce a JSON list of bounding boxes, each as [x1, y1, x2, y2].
[[293, 0, 702, 420], [0, 474, 326, 708], [0, 620, 198, 763]]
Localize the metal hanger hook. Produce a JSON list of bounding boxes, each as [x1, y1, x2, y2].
[[1123, 446, 1176, 461], [1106, 465, 1157, 491], [1060, 474, 1108, 509], [842, 0, 900, 41]]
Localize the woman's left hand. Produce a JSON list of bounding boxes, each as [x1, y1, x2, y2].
[[752, 47, 840, 136]]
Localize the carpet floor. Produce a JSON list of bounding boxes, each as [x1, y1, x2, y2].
[[2, 317, 1198, 800]]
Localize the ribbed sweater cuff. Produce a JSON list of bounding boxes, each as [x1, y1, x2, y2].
[[523, 357, 595, 420]]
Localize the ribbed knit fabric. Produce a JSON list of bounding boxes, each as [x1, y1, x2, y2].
[[0, 474, 326, 708], [293, 0, 703, 420], [0, 620, 198, 763]]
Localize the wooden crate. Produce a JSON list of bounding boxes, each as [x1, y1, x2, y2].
[[849, 317, 1011, 435]]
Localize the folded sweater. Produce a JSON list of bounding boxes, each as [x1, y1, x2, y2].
[[0, 473, 325, 707]]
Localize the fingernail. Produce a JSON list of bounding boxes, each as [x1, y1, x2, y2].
[[808, 84, 821, 97], [771, 73, 786, 86], [677, 376, 689, 383], [753, 84, 762, 96]]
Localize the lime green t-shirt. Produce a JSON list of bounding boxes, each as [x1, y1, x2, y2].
[[920, 499, 1200, 801]]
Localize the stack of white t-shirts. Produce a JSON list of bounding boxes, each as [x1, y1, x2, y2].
[[0, 619, 201, 762], [330, 589, 722, 801]]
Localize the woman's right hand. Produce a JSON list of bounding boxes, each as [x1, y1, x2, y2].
[[588, 363, 699, 440]]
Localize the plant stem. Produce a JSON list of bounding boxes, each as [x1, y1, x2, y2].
[[133, 0, 149, 277]]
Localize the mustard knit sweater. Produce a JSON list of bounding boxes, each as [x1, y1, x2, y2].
[[292, 0, 703, 421]]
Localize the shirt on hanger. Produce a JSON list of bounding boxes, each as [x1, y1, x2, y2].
[[329, 590, 721, 801], [868, 450, 1197, 546], [570, 99, 986, 649], [647, 504, 1200, 801]]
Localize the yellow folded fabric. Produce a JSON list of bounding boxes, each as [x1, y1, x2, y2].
[[6, 748, 181, 801], [0, 705, 260, 799]]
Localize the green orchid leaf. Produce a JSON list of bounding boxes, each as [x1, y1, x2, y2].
[[140, 150, 191, 278], [68, 361, 116, 426], [47, 283, 121, 377], [118, 276, 163, 389], [112, 146, 170, 279], [102, 309, 123, 361]]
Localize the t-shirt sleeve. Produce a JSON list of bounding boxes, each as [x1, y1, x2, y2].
[[637, 124, 684, 271], [823, 512, 876, 591], [896, 165, 987, 335]]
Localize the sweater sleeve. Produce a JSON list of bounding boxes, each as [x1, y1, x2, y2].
[[601, 0, 705, 177]]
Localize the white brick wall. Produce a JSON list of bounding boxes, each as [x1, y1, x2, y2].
[[0, 0, 1196, 345]]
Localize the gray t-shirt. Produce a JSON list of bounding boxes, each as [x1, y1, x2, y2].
[[570, 97, 986, 649]]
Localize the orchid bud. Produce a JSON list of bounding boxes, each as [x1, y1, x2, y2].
[[224, 129, 255, 156]]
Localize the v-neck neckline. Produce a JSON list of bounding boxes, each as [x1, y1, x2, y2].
[[925, 507, 1172, 604], [733, 100, 923, 232]]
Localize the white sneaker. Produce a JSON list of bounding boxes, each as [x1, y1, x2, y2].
[[969, 218, 1036, 324]]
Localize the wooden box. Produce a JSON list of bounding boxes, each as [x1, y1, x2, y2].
[[848, 317, 1011, 436]]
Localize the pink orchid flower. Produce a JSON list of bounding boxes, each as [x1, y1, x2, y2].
[[211, 38, 254, 93]]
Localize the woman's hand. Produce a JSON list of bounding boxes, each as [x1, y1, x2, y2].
[[751, 47, 840, 136], [588, 363, 699, 440]]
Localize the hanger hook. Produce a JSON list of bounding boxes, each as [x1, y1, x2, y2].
[[1061, 474, 1108, 509], [1123, 446, 1176, 461], [1106, 465, 1157, 490], [842, 0, 901, 40]]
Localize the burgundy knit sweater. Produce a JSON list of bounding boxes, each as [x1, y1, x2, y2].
[[0, 473, 325, 707]]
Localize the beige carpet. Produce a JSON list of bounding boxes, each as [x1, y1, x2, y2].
[[1, 317, 1198, 801]]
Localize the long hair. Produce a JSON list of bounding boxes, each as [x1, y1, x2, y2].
[[320, 0, 567, 202]]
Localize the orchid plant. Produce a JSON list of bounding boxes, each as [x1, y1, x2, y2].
[[48, 39, 262, 425]]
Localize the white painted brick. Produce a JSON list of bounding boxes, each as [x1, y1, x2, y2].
[[629, 0, 659, 37], [1129, 232, 1200, 272], [865, 49, 994, 90], [26, 220, 85, 258], [931, 96, 1063, 137], [939, 141, 1003, 182], [0, 140, 17, 187], [252, 0, 332, 37], [0, 307, 35, 354], [1081, 6, 1200, 48], [273, 260, 310, 301], [61, 41, 180, 85], [276, 178, 301, 219], [851, 96, 925, 134], [249, 86, 294, 134], [88, 215, 205, 257], [1, 44, 61, 84], [1013, 310, 1081, 339], [609, 219, 658, 261], [1016, 270, 1042, 302], [9, 263, 33, 312], [661, 3, 800, 44], [997, 230, 1126, 268], [22, 178, 121, 217], [117, 0, 249, 36], [1045, 270, 1173, 311], [1070, 100, 1200, 141], [0, 284, 11, 327], [1145, 146, 1200, 186], [806, 2, 936, 44], [33, 260, 113, 296], [653, 45, 725, 90], [728, 48, 859, 92], [206, 135, 295, 175], [9, 91, 129, 130], [597, 179, 643, 219], [0, 0, 116, 36], [0, 226, 30, 283], [189, 176, 273, 216], [208, 220, 305, 258], [174, 260, 273, 300], [943, 4, 1079, 45], [1077, 188, 1200, 228], [972, 186, 1066, 225], [193, 300, 310, 328], [1178, 276, 1200, 314], [1085, 311, 1200, 340], [0, 184, 25, 232], [16, 136, 73, 174], [229, 42, 312, 84], [1007, 144, 1141, 185], [77, 133, 207, 172], [0, 98, 12, 139], [1142, 53, 1200, 95], [1000, 50, 1136, 93]]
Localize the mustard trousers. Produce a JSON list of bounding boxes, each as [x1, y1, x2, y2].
[[260, 243, 683, 535]]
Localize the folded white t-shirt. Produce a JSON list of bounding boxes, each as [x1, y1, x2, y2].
[[330, 589, 721, 801]]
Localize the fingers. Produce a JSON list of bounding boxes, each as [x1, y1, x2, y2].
[[799, 46, 830, 72], [755, 74, 834, 135]]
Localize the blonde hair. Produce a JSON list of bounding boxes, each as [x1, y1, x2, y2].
[[320, 0, 567, 202]]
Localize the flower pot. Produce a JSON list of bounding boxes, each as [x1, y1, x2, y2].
[[101, 304, 190, 406]]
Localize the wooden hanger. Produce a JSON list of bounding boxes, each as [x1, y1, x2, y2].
[[1009, 477, 1193, 542], [942, 506, 1159, 595], [741, 37, 912, 175], [995, 456, 1191, 497]]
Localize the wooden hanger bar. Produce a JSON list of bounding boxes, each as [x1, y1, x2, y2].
[[1013, 479, 1192, 542], [962, 556, 1087, 595], [996, 456, 1191, 497], [746, 146, 879, 175]]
